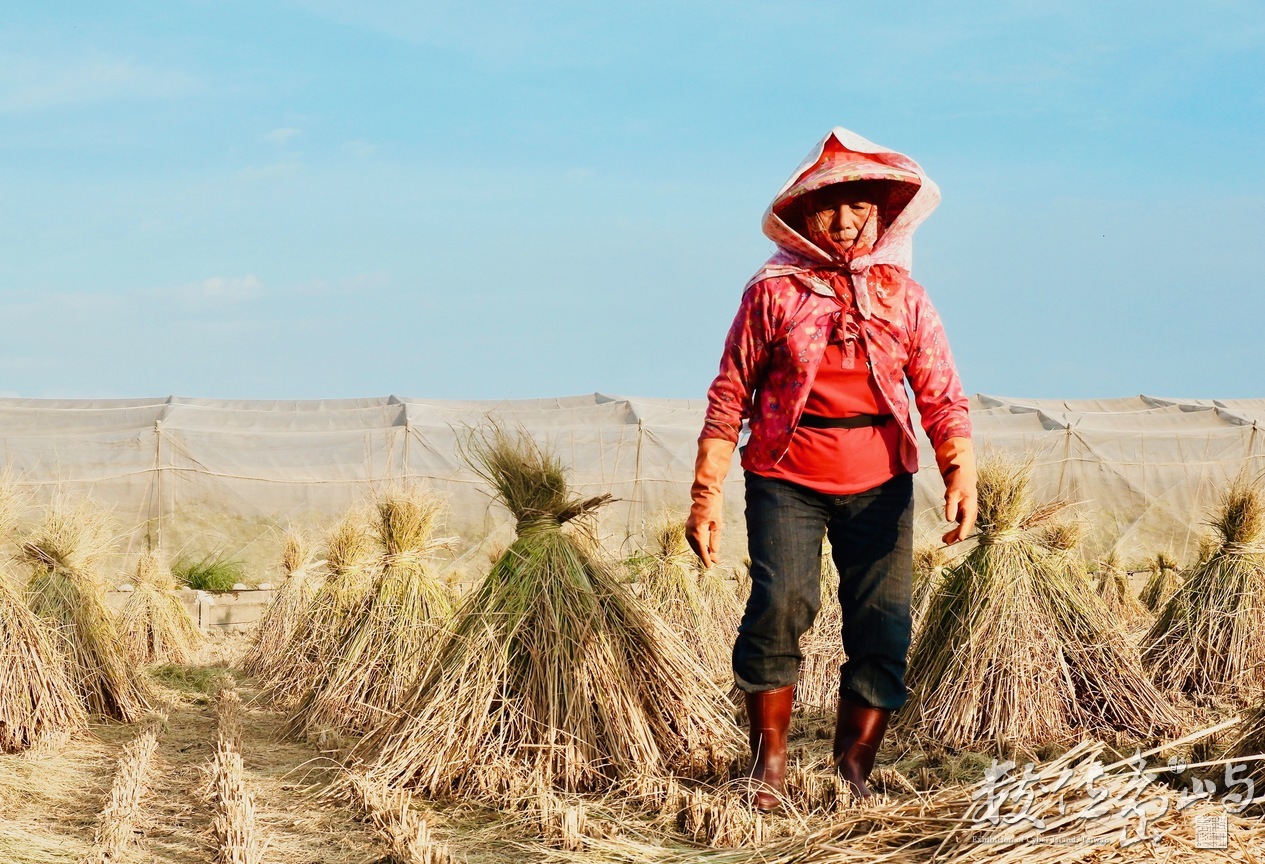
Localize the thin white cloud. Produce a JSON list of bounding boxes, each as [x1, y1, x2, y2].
[[0, 54, 196, 113], [163, 275, 263, 307], [235, 157, 302, 183], [265, 127, 303, 146], [341, 138, 377, 159], [294, 271, 390, 297]]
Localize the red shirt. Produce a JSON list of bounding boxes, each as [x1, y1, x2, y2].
[[744, 311, 903, 494], [700, 266, 971, 474]]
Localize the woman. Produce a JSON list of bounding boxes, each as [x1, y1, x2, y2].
[[686, 127, 977, 810]]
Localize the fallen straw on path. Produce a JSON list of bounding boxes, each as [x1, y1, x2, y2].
[[119, 552, 202, 665], [242, 529, 322, 677], [341, 771, 459, 864], [291, 486, 454, 736], [1142, 474, 1265, 704], [85, 713, 166, 864], [902, 454, 1181, 749], [641, 719, 1263, 863], [19, 497, 152, 722], [359, 425, 740, 801], [210, 680, 264, 864]]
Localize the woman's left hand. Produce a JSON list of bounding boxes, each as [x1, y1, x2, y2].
[[936, 437, 978, 544]]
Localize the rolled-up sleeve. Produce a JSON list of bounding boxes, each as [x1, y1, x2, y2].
[[700, 281, 775, 443], [903, 287, 971, 450]]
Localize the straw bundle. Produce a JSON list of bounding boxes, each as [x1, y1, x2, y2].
[[796, 544, 845, 712], [628, 509, 736, 679], [1142, 475, 1265, 702], [119, 552, 201, 665], [1138, 550, 1181, 612], [902, 455, 1180, 749], [911, 539, 949, 637], [241, 530, 321, 677], [291, 487, 453, 736], [359, 427, 739, 801], [19, 499, 151, 722], [256, 509, 380, 706], [0, 575, 86, 752], [1093, 552, 1148, 627]]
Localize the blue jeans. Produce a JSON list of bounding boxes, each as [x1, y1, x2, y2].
[[733, 470, 914, 710]]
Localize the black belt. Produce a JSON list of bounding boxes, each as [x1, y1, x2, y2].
[[798, 413, 892, 429]]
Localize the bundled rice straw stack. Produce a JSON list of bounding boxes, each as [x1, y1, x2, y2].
[[1093, 551, 1148, 627], [796, 544, 845, 711], [242, 530, 321, 677], [629, 509, 736, 679], [359, 427, 739, 800], [291, 487, 453, 736], [902, 455, 1180, 748], [256, 509, 379, 706], [19, 498, 151, 722], [119, 552, 201, 665], [911, 538, 949, 637], [0, 574, 86, 752], [0, 474, 84, 752], [1142, 474, 1265, 702], [1139, 550, 1182, 612]]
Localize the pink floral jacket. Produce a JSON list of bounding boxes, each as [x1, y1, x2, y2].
[[700, 264, 971, 475]]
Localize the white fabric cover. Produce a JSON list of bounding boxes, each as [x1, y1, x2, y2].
[[0, 393, 1260, 575]]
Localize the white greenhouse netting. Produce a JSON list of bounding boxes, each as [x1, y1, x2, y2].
[[0, 393, 1260, 578]]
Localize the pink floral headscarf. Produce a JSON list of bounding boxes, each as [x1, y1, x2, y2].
[[750, 127, 941, 320]]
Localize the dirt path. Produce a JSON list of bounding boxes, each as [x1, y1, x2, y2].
[[0, 639, 387, 864]]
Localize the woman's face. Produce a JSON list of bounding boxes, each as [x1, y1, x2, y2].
[[802, 184, 877, 256]]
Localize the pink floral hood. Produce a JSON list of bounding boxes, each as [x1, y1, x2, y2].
[[752, 127, 941, 320]]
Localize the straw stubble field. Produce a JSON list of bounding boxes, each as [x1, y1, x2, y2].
[[0, 627, 950, 864], [0, 634, 399, 864], [8, 456, 1265, 863]]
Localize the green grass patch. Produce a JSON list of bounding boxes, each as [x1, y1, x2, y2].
[[172, 553, 246, 592]]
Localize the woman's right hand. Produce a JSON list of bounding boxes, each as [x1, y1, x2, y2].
[[685, 438, 736, 569]]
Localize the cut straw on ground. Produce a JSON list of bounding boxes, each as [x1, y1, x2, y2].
[[341, 771, 460, 864], [84, 713, 166, 864], [209, 679, 264, 864]]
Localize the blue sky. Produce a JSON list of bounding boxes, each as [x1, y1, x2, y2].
[[0, 1, 1261, 400]]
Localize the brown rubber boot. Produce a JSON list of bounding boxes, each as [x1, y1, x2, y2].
[[832, 697, 892, 799], [741, 684, 794, 811]]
